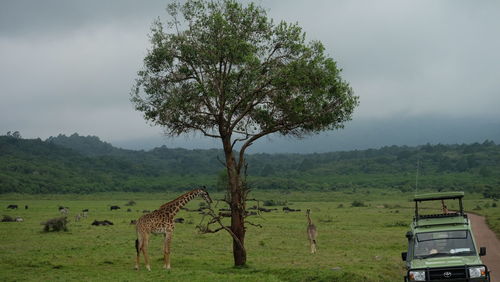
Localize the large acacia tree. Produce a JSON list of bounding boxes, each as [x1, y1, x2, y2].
[[132, 0, 358, 266]]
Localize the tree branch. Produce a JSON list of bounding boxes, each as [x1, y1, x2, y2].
[[237, 128, 278, 172], [245, 221, 263, 228], [197, 204, 246, 252]]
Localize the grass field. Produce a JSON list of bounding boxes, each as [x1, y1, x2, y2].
[[0, 190, 498, 281]]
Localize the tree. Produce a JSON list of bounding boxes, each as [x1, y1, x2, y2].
[[131, 0, 358, 266], [5, 131, 22, 139]]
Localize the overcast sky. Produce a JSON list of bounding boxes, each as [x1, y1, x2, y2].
[[1, 0, 499, 152]]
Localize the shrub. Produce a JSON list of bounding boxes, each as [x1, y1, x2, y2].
[[351, 200, 366, 207], [337, 203, 344, 208], [43, 217, 68, 232]]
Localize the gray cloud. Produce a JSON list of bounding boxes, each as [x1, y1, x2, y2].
[[263, 0, 500, 119], [1, 0, 499, 151], [0, 0, 168, 37]]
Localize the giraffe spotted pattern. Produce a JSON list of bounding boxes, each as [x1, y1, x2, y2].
[[134, 187, 212, 271]]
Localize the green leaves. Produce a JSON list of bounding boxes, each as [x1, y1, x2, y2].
[[132, 0, 358, 150]]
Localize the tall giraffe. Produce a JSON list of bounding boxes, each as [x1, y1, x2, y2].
[[134, 187, 212, 271], [306, 209, 317, 254]]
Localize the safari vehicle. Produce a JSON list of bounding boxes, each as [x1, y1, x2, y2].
[[402, 192, 490, 281]]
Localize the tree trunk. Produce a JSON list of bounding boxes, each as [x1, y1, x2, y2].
[[223, 138, 247, 266]]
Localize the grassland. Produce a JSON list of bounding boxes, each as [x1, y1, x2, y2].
[[0, 190, 498, 282]]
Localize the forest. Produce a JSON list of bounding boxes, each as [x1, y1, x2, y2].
[[0, 133, 498, 197]]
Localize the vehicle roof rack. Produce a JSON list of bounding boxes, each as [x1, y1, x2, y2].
[[413, 192, 466, 223], [414, 192, 464, 202]]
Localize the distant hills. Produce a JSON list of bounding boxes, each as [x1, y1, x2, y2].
[[0, 133, 499, 197], [113, 116, 500, 153]]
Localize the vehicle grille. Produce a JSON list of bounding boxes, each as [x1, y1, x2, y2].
[[428, 266, 467, 280]]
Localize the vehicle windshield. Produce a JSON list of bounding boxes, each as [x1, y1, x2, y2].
[[413, 230, 476, 259]]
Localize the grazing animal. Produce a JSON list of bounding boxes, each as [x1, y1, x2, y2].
[[283, 206, 301, 212], [7, 204, 18, 209], [82, 209, 89, 218], [59, 207, 69, 215], [91, 220, 113, 226], [306, 209, 317, 254], [135, 187, 212, 271], [15, 217, 23, 222], [1, 215, 15, 222], [258, 207, 276, 212], [25, 205, 28, 210], [110, 206, 121, 211], [75, 213, 81, 222]]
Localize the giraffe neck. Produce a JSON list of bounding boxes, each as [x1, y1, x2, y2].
[[307, 212, 313, 226], [160, 190, 200, 216]]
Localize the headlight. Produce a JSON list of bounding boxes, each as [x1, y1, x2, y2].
[[409, 270, 426, 281], [469, 266, 486, 278]]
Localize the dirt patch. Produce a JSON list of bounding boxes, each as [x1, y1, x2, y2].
[[468, 213, 500, 282]]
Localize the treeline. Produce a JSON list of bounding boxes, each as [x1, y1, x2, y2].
[[0, 134, 498, 197]]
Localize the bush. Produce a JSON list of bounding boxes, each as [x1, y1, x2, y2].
[[351, 200, 366, 207], [43, 217, 68, 232], [125, 200, 136, 206]]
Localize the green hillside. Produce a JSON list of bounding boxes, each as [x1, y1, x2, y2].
[[0, 134, 499, 196]]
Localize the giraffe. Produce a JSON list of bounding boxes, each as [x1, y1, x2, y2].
[[134, 187, 212, 271], [441, 200, 448, 214], [306, 209, 317, 254]]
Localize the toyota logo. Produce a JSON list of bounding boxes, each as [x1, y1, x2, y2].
[[443, 271, 452, 278]]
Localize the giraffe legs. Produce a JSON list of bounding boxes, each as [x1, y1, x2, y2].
[[143, 234, 151, 271], [135, 230, 172, 271], [136, 233, 151, 271], [310, 239, 317, 254], [163, 230, 173, 269], [135, 238, 141, 270]]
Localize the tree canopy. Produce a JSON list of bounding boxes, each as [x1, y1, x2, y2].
[[132, 0, 358, 155]]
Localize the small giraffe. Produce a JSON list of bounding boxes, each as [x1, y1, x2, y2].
[[134, 187, 212, 271], [306, 209, 317, 254], [441, 200, 448, 214]]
